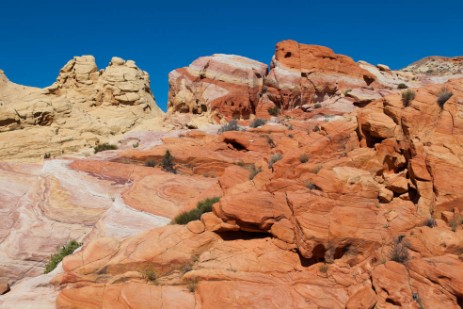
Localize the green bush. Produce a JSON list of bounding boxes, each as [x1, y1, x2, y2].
[[249, 118, 266, 128], [397, 83, 408, 89], [401, 89, 416, 107], [160, 150, 176, 173], [173, 197, 220, 224], [268, 106, 280, 116], [437, 88, 453, 109], [94, 143, 118, 154], [44, 240, 82, 274], [218, 120, 240, 133]]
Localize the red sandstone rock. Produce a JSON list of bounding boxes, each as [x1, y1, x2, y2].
[[167, 54, 267, 120]]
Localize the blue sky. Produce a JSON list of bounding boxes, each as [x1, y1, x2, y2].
[[1, 0, 462, 110]]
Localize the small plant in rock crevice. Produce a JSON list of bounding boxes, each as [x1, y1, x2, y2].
[[173, 197, 221, 224], [248, 164, 262, 180], [299, 154, 309, 163], [424, 217, 436, 228], [397, 83, 408, 89], [268, 153, 282, 169], [390, 235, 409, 264], [319, 264, 329, 273], [142, 269, 157, 283], [218, 120, 240, 133], [437, 87, 453, 109], [160, 150, 176, 173], [249, 118, 266, 128], [268, 106, 280, 116], [145, 159, 156, 167], [94, 143, 118, 154], [450, 214, 462, 232], [44, 240, 82, 274], [401, 89, 416, 107], [186, 278, 198, 292]]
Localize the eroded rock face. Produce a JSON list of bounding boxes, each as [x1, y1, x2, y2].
[[0, 56, 163, 161], [259, 40, 379, 112], [49, 56, 161, 110], [167, 54, 267, 120], [2, 43, 463, 309]]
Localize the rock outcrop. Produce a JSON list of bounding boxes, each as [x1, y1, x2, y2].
[[0, 56, 163, 161], [402, 55, 463, 78], [2, 41, 463, 309], [259, 40, 379, 110], [167, 54, 267, 120]]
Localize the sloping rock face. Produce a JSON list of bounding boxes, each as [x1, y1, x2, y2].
[[28, 77, 461, 309], [2, 44, 463, 309], [0, 56, 163, 161], [167, 54, 267, 120]]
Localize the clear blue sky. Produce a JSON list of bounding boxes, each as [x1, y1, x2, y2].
[[1, 0, 462, 111]]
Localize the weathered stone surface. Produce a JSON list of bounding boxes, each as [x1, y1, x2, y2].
[[2, 43, 463, 309], [258, 40, 379, 112], [0, 56, 163, 161], [168, 54, 267, 120]]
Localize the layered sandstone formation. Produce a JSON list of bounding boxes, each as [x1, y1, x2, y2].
[[1, 41, 463, 309], [168, 40, 419, 120], [39, 77, 463, 309], [168, 54, 267, 120], [0, 56, 163, 161]]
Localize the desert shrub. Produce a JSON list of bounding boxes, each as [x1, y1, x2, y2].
[[401, 89, 416, 107], [305, 181, 317, 190], [173, 197, 220, 224], [44, 152, 51, 159], [268, 153, 282, 169], [145, 159, 156, 167], [319, 264, 329, 273], [397, 83, 408, 89], [265, 135, 276, 148], [132, 142, 139, 148], [186, 278, 198, 292], [437, 88, 453, 109], [450, 214, 462, 232], [314, 103, 322, 109], [390, 236, 409, 263], [94, 143, 118, 154], [248, 164, 262, 180], [299, 154, 309, 163], [268, 106, 280, 116], [160, 150, 176, 173], [218, 120, 239, 133], [249, 118, 266, 128], [44, 240, 82, 274], [424, 217, 436, 228], [142, 269, 157, 282]]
